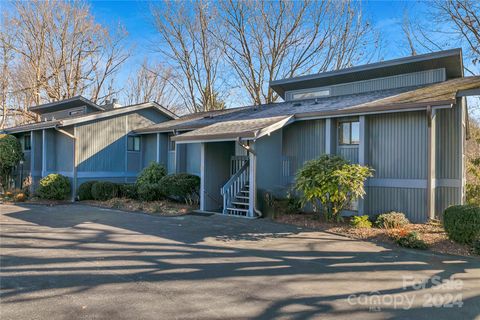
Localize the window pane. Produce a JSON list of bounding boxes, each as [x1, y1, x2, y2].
[[351, 122, 360, 144], [339, 123, 350, 144], [127, 137, 134, 151], [134, 137, 140, 151], [24, 135, 31, 150]]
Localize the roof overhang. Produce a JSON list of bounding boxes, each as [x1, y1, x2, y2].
[[270, 48, 464, 99], [29, 96, 104, 114]]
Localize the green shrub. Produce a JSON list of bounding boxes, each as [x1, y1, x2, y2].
[[37, 174, 71, 200], [350, 215, 372, 228], [443, 205, 480, 245], [160, 173, 200, 204], [0, 134, 23, 192], [118, 183, 137, 199], [78, 181, 97, 200], [295, 154, 373, 222], [473, 239, 480, 255], [136, 162, 167, 186], [375, 212, 410, 229], [466, 184, 480, 206], [396, 231, 428, 250], [91, 181, 119, 201], [137, 183, 163, 202]]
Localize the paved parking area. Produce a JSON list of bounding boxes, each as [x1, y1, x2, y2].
[[0, 203, 479, 319]]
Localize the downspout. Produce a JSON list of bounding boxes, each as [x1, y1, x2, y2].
[[55, 127, 76, 202], [236, 138, 263, 218]]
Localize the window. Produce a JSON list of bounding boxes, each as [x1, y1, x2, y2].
[[127, 136, 140, 152], [23, 134, 31, 151], [69, 109, 83, 116], [290, 89, 330, 101], [338, 121, 360, 145]]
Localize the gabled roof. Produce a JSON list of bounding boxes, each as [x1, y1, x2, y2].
[[270, 48, 464, 99], [4, 101, 178, 134], [138, 76, 480, 142], [29, 96, 104, 114]]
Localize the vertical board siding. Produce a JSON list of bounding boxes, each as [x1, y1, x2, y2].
[[435, 187, 460, 219], [282, 119, 326, 179], [436, 108, 460, 179], [256, 130, 284, 200], [365, 187, 427, 222], [45, 129, 56, 171], [76, 115, 127, 172], [54, 130, 73, 172], [185, 143, 201, 176], [337, 147, 359, 163], [285, 69, 445, 100], [368, 111, 427, 179], [127, 152, 141, 172], [33, 130, 42, 172], [142, 134, 157, 168], [168, 151, 176, 174]]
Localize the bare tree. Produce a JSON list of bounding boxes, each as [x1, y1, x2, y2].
[[217, 0, 378, 105], [0, 0, 130, 127], [151, 0, 226, 113], [125, 60, 183, 113]]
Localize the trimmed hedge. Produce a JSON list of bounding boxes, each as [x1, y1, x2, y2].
[[37, 174, 71, 200], [119, 183, 137, 199], [160, 173, 200, 204], [375, 212, 410, 229], [444, 205, 480, 245], [78, 181, 97, 200], [136, 162, 167, 185], [91, 181, 119, 201], [137, 183, 163, 201]]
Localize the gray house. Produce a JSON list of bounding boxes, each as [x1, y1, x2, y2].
[[4, 97, 176, 197], [5, 48, 480, 222]]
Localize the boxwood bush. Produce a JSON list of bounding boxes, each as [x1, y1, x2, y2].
[[91, 181, 119, 201], [137, 183, 163, 201], [375, 212, 410, 229], [37, 174, 71, 200], [396, 231, 428, 250], [160, 173, 200, 204], [350, 215, 372, 228], [136, 162, 167, 185], [443, 205, 480, 244], [78, 181, 97, 200], [119, 183, 137, 199]]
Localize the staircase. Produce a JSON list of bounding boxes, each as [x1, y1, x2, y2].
[[221, 158, 251, 217]]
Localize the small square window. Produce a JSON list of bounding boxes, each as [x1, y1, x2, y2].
[[338, 121, 359, 145], [127, 136, 140, 152], [23, 134, 31, 151]]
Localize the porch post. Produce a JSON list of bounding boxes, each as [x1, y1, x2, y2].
[[325, 118, 332, 154], [200, 143, 206, 211], [358, 115, 366, 214], [156, 133, 160, 163], [427, 106, 436, 220], [248, 151, 256, 218], [41, 129, 46, 177]]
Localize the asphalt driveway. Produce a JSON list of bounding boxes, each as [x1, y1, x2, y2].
[[0, 204, 479, 320]]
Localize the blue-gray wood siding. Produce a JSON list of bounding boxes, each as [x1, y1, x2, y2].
[[203, 141, 235, 211], [185, 143, 201, 176], [282, 119, 326, 182], [285, 68, 446, 101], [256, 130, 284, 203], [141, 134, 157, 168]]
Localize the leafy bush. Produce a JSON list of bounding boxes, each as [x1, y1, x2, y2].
[[473, 239, 480, 256], [78, 181, 97, 200], [443, 205, 480, 245], [91, 181, 119, 201], [119, 183, 137, 199], [350, 215, 372, 228], [37, 174, 71, 200], [466, 183, 480, 206], [0, 134, 23, 192], [160, 173, 200, 204], [136, 162, 167, 186], [137, 183, 163, 202], [375, 212, 410, 229], [396, 231, 428, 250], [295, 155, 373, 222]]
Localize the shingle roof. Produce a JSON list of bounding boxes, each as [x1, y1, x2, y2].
[[139, 76, 480, 142]]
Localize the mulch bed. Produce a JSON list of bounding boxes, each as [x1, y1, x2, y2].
[[80, 198, 196, 216], [273, 213, 476, 257]]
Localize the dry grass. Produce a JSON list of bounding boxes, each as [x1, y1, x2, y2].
[[274, 213, 476, 257]]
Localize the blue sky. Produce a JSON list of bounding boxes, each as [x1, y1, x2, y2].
[[87, 0, 422, 82]]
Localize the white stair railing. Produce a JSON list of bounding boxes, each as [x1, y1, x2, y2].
[[221, 159, 250, 215]]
